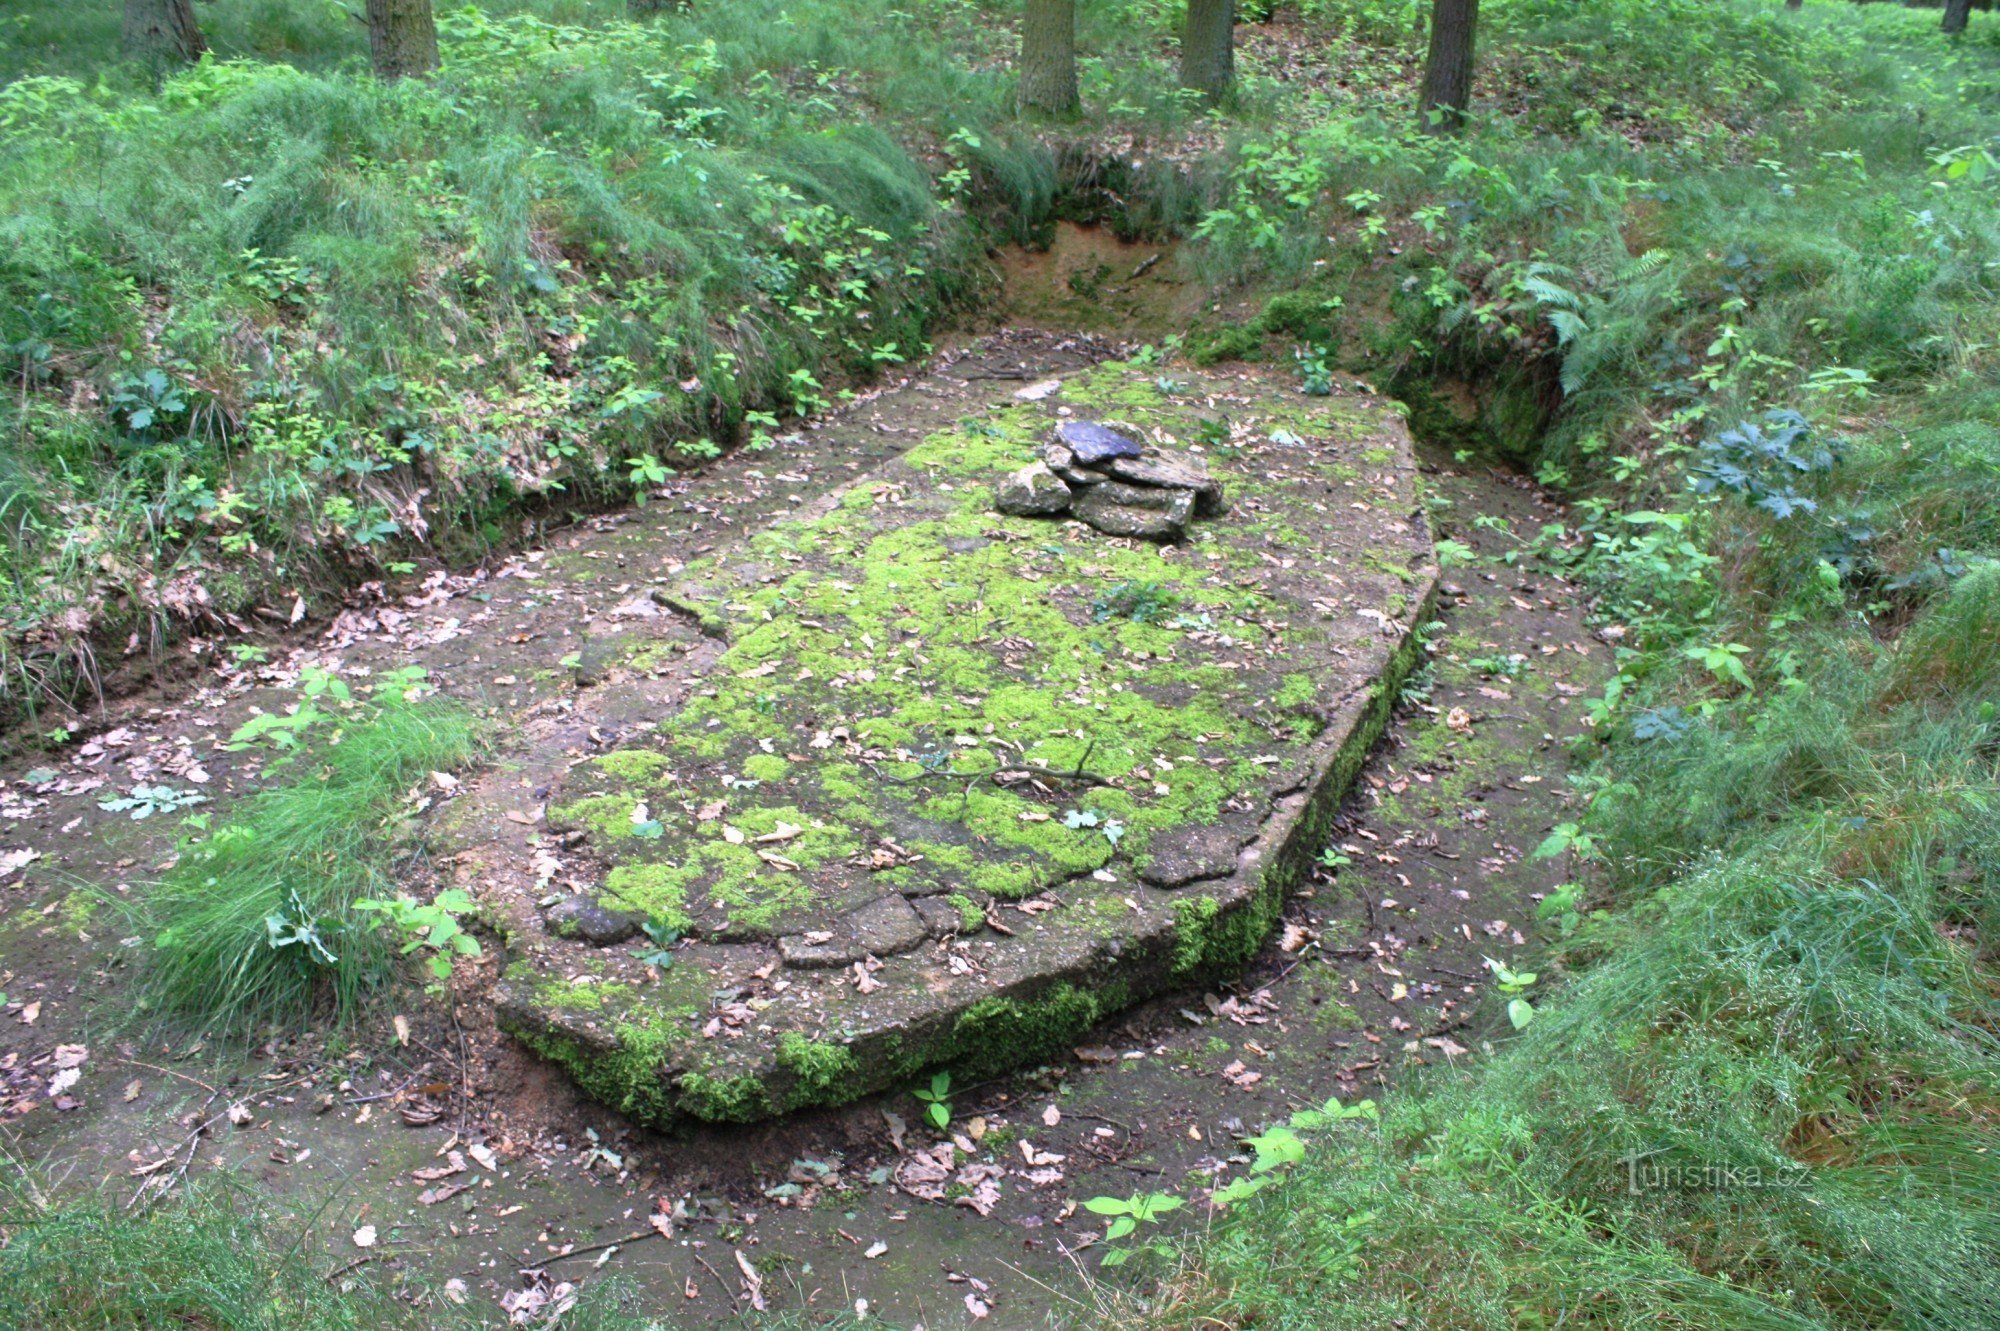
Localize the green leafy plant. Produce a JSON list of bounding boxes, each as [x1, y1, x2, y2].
[[1484, 955, 1540, 1029], [1063, 808, 1125, 846], [98, 785, 207, 821], [1531, 821, 1598, 863], [910, 1070, 952, 1131], [142, 690, 478, 1036], [635, 917, 681, 968], [1091, 580, 1176, 624], [1294, 345, 1333, 396], [353, 889, 483, 985], [1083, 1191, 1183, 1266], [1536, 881, 1585, 936]]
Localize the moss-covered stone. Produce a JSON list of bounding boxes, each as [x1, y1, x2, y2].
[[473, 353, 1438, 1127]]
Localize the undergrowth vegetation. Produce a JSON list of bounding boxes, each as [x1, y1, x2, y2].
[[3, 0, 1999, 1326], [0, 0, 1068, 714], [1127, 3, 2000, 1329], [0, 1173, 674, 1331], [136, 671, 477, 1036]]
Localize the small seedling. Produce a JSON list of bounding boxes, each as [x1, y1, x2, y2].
[[1063, 808, 1124, 846], [1091, 580, 1176, 625], [911, 1070, 952, 1131], [1083, 1191, 1183, 1266], [1484, 955, 1540, 1029], [354, 888, 482, 983], [636, 918, 681, 969]]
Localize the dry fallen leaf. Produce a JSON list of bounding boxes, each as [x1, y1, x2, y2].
[[1019, 1140, 1065, 1168], [735, 1249, 766, 1312], [392, 1015, 410, 1047], [411, 1152, 465, 1183]]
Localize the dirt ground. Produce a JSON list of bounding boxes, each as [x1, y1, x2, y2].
[[0, 228, 1603, 1327]]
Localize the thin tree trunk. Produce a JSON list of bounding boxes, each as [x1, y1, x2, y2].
[[1418, 0, 1479, 134], [366, 0, 439, 80], [1181, 0, 1236, 106], [1018, 0, 1080, 116], [1942, 0, 1971, 32], [122, 0, 206, 66]]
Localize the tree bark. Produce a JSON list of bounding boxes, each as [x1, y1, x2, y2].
[[1018, 0, 1080, 116], [1942, 0, 1971, 32], [366, 0, 440, 80], [1418, 0, 1479, 134], [1181, 0, 1235, 106], [122, 0, 206, 66]]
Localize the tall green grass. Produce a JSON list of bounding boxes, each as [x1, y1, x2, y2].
[[0, 0, 1114, 716], [139, 696, 478, 1036], [1146, 627, 2000, 1328]]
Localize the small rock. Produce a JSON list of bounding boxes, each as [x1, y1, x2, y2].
[[1073, 486, 1192, 541], [1103, 453, 1228, 515], [545, 895, 644, 946], [779, 894, 927, 967], [1054, 420, 1143, 465], [994, 462, 1073, 517]]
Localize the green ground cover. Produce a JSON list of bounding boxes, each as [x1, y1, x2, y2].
[[3, 0, 1999, 1326]]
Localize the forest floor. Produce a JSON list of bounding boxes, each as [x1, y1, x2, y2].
[[0, 229, 1598, 1325]]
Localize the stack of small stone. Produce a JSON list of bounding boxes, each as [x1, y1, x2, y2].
[[993, 420, 1227, 541]]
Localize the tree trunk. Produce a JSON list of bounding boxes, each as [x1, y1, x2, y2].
[[1418, 0, 1479, 134], [1018, 0, 1080, 116], [1942, 0, 1971, 32], [366, 0, 439, 80], [1181, 0, 1235, 106], [122, 0, 206, 66], [1785, 0, 1802, 11]]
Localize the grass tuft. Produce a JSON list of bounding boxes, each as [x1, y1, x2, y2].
[[137, 696, 478, 1037]]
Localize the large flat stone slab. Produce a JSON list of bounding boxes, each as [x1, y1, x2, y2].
[[448, 358, 1437, 1126]]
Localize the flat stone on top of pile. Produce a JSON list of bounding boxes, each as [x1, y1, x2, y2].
[[449, 357, 1437, 1128]]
